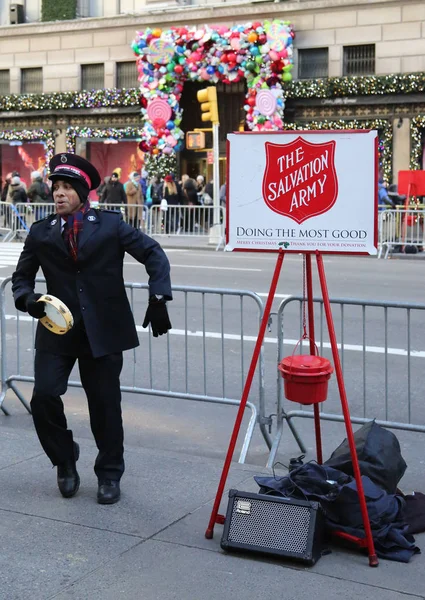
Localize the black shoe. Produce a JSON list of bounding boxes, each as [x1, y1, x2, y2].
[[57, 442, 80, 498], [97, 479, 120, 505]]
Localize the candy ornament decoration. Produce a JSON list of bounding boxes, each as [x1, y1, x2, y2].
[[132, 20, 295, 156], [255, 89, 277, 116], [146, 98, 172, 124], [147, 39, 175, 65]]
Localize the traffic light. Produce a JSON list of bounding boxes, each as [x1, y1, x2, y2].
[[197, 86, 219, 124], [186, 131, 206, 150]]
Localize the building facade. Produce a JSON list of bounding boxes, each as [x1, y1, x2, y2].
[[0, 0, 425, 187]]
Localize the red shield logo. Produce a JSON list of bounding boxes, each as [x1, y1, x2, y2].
[[262, 137, 338, 224]]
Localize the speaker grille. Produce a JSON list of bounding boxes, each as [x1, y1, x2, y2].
[[228, 495, 311, 553]]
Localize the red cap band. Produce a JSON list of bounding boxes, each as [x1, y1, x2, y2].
[[54, 165, 91, 189]]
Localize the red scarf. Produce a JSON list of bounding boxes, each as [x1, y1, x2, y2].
[[63, 201, 91, 262]]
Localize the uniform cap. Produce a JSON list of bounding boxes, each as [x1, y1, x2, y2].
[[48, 153, 101, 191]]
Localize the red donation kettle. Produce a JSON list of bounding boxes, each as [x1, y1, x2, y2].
[[278, 354, 334, 405]]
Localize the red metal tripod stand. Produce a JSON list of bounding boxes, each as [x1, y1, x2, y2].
[[205, 249, 379, 567]]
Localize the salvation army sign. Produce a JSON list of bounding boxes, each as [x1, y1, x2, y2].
[[226, 130, 378, 254], [263, 138, 338, 223]]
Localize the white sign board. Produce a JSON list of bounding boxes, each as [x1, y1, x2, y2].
[[226, 130, 378, 254]]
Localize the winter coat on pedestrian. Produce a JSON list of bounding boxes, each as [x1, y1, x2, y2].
[[102, 180, 127, 205]]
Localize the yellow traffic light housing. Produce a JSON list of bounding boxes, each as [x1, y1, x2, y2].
[[197, 86, 219, 124]]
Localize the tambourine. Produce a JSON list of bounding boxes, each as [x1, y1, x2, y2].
[[37, 294, 74, 335]]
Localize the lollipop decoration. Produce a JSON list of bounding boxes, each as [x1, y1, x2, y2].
[[132, 20, 295, 156], [266, 21, 290, 52], [146, 98, 172, 123], [147, 39, 175, 65], [255, 90, 277, 116]]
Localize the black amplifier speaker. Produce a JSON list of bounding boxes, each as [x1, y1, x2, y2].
[[221, 490, 325, 566]]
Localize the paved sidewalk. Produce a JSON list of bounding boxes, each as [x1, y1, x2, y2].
[[1, 404, 424, 600]]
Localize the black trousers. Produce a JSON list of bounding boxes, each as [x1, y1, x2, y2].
[[31, 337, 125, 481]]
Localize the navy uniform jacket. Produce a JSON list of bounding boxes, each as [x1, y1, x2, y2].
[[12, 208, 172, 358]]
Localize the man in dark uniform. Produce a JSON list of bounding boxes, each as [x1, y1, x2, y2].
[[12, 153, 172, 505]]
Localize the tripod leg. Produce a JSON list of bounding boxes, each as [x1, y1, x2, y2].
[[316, 251, 378, 567], [205, 250, 285, 539]]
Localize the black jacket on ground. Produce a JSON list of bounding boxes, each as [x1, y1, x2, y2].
[[12, 208, 172, 358], [255, 463, 419, 563]]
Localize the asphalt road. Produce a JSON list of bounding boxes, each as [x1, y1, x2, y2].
[[1, 245, 425, 469]]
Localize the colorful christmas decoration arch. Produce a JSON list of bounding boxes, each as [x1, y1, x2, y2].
[[132, 20, 294, 157]]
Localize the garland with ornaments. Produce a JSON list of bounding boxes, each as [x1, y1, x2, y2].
[[0, 74, 424, 113], [0, 89, 138, 112], [283, 119, 393, 182], [0, 128, 55, 165], [132, 21, 294, 156], [284, 73, 425, 99], [66, 126, 144, 153], [410, 116, 425, 170]]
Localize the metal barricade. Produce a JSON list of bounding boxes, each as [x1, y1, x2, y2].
[[378, 208, 425, 258], [7, 203, 226, 246], [267, 295, 425, 468], [147, 205, 225, 242], [97, 202, 148, 230], [0, 277, 269, 463], [2, 202, 37, 241], [11, 203, 145, 238], [8, 203, 225, 242], [0, 203, 15, 242]]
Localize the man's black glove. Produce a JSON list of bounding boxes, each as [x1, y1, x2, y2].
[[142, 296, 172, 337], [25, 293, 46, 319]]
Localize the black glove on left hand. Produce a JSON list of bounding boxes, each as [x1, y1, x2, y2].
[[25, 293, 46, 319], [142, 299, 172, 337]]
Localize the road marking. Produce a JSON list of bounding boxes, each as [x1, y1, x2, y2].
[[4, 314, 425, 358], [258, 293, 291, 299], [124, 261, 261, 271], [170, 264, 262, 272]]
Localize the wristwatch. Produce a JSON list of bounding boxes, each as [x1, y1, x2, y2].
[[150, 294, 165, 303]]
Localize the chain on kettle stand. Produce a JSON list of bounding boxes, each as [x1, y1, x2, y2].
[[302, 254, 308, 341]]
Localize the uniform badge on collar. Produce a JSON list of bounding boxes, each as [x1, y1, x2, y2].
[[60, 155, 67, 163], [50, 219, 57, 226], [88, 215, 96, 222]]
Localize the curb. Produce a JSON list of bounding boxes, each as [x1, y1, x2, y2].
[[161, 244, 221, 251]]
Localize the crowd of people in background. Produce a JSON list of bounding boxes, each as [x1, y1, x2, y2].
[[0, 170, 53, 236], [0, 166, 227, 235], [96, 169, 227, 234]]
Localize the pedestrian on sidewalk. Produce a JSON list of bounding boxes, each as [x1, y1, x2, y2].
[[162, 175, 182, 234], [124, 171, 144, 229], [11, 152, 172, 505], [27, 171, 50, 221], [9, 176, 28, 237], [102, 171, 126, 207]]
